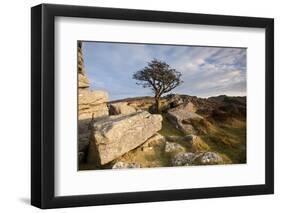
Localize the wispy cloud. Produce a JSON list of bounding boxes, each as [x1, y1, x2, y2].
[[82, 42, 246, 100]]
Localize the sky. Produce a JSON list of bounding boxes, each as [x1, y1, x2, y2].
[[82, 41, 246, 101]]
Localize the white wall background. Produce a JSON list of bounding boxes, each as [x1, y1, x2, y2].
[[0, 0, 279, 212]]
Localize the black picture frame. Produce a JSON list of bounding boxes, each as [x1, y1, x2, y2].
[[31, 3, 274, 209]]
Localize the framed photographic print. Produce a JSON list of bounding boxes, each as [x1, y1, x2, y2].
[[31, 3, 274, 209]]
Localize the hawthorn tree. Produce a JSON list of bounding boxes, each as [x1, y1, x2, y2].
[[133, 59, 183, 113]]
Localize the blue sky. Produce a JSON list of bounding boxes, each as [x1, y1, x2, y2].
[[82, 41, 246, 101]]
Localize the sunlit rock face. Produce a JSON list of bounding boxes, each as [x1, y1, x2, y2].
[[108, 102, 136, 115], [87, 111, 162, 165], [77, 42, 109, 163]]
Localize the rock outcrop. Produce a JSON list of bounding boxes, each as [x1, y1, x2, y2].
[[109, 102, 136, 115], [112, 162, 141, 169], [77, 42, 109, 163], [166, 103, 205, 134], [78, 73, 90, 88], [78, 42, 109, 120], [171, 152, 197, 166], [78, 42, 90, 88], [162, 94, 184, 110], [88, 111, 163, 165], [165, 142, 185, 153], [79, 90, 109, 118], [195, 152, 223, 165], [183, 102, 197, 113], [171, 151, 223, 166], [140, 133, 165, 152]]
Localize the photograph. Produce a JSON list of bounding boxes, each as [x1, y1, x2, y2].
[[29, 3, 274, 209], [78, 41, 247, 170]]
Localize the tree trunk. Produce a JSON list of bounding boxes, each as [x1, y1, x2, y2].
[[155, 96, 160, 113]]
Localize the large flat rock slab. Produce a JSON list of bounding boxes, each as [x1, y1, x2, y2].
[[78, 90, 109, 163], [87, 111, 162, 165], [166, 103, 204, 134]]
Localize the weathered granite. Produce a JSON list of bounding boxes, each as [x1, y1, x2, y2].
[[87, 111, 162, 165]]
